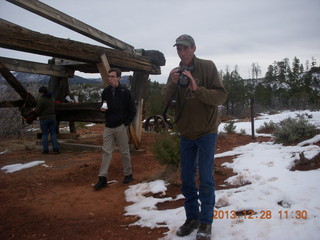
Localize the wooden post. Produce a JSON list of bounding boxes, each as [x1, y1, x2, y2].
[[47, 58, 77, 133], [48, 76, 69, 101], [135, 99, 144, 142], [131, 71, 149, 101], [131, 71, 149, 143], [250, 98, 255, 139], [97, 53, 110, 87]]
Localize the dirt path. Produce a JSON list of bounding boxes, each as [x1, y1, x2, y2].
[[0, 125, 270, 240]]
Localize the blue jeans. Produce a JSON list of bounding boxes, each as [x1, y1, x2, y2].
[[40, 119, 59, 153], [180, 133, 217, 224]]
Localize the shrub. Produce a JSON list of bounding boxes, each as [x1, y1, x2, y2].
[[223, 122, 236, 134], [152, 133, 180, 169], [273, 117, 317, 145], [239, 129, 247, 135], [257, 121, 277, 133]]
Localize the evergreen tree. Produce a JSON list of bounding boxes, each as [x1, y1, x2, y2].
[[144, 80, 165, 118], [290, 56, 302, 89], [311, 57, 317, 67], [222, 66, 247, 115]]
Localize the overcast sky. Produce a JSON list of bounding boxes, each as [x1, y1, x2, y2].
[[1, 0, 319, 83]]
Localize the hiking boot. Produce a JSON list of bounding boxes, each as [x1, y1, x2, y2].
[[94, 176, 107, 190], [123, 174, 133, 184], [176, 219, 200, 237], [196, 223, 212, 240]]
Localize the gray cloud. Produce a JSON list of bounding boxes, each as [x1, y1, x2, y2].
[[1, 0, 319, 82]]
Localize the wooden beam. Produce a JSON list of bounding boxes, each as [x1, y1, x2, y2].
[[55, 102, 105, 122], [0, 19, 161, 74], [0, 101, 105, 122], [0, 60, 28, 99], [0, 100, 24, 108], [6, 0, 134, 52], [0, 57, 74, 77], [54, 102, 102, 111], [56, 109, 105, 122], [97, 53, 111, 86], [50, 58, 98, 74]]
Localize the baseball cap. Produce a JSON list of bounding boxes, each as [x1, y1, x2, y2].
[[173, 34, 195, 47]]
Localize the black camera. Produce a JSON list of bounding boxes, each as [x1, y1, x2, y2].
[[177, 67, 190, 88]]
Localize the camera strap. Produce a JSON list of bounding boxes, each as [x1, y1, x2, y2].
[[162, 86, 187, 128]]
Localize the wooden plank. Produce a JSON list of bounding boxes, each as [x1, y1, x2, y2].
[[97, 53, 111, 86], [6, 0, 134, 52], [0, 19, 161, 74], [0, 57, 74, 77]]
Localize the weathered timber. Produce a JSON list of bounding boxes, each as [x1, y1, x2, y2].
[[0, 57, 74, 77], [52, 50, 165, 74], [0, 19, 162, 74], [135, 49, 166, 66], [6, 0, 134, 52], [0, 60, 29, 100], [131, 72, 149, 101], [48, 76, 69, 102], [55, 109, 103, 122], [55, 102, 103, 111], [55, 103, 105, 123], [0, 100, 105, 123], [50, 58, 98, 74], [97, 54, 111, 86]]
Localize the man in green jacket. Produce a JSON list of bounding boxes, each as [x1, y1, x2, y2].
[[35, 86, 59, 154], [164, 34, 227, 240]]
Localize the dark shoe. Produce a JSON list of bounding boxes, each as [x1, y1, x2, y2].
[[42, 151, 49, 154], [176, 219, 200, 237], [53, 151, 60, 154], [196, 224, 212, 240], [123, 174, 133, 184], [94, 176, 107, 190]]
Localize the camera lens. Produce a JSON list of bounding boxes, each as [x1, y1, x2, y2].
[[178, 75, 189, 88]]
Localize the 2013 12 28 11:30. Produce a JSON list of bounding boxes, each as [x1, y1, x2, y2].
[[213, 210, 308, 220]]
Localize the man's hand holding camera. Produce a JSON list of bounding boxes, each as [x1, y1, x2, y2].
[[170, 68, 180, 84], [170, 68, 198, 92]]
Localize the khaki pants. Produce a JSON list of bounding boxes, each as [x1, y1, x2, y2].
[[99, 124, 132, 178]]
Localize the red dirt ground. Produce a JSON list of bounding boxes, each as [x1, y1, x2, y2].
[[1, 124, 310, 240]]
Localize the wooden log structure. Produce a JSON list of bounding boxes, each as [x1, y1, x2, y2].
[[55, 102, 105, 123], [0, 60, 36, 107], [6, 0, 135, 52], [0, 19, 163, 74], [0, 0, 166, 148]]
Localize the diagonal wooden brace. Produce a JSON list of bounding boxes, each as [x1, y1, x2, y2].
[[0, 60, 36, 107], [97, 53, 111, 87]]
